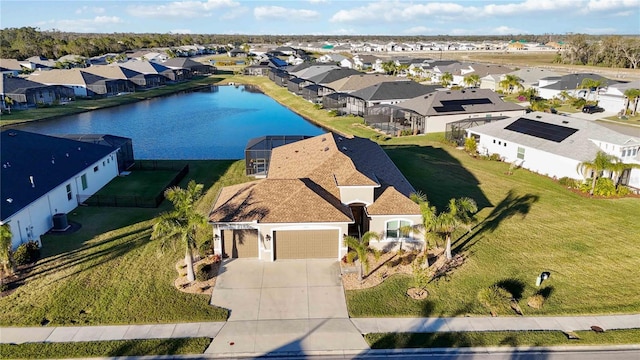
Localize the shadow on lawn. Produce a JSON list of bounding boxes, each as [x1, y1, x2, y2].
[[383, 145, 491, 211], [107, 338, 209, 357], [453, 190, 539, 255]]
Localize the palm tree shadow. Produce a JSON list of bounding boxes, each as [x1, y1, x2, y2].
[[454, 190, 539, 254]]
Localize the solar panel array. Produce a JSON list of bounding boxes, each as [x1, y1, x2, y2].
[[505, 118, 578, 143], [433, 98, 493, 113]]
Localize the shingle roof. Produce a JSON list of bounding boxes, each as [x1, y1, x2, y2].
[[0, 59, 23, 71], [349, 81, 439, 102], [27, 69, 108, 86], [83, 65, 144, 80], [1, 76, 52, 94], [539, 73, 618, 90], [507, 68, 561, 86], [467, 64, 512, 77], [324, 74, 402, 93], [290, 65, 341, 81], [305, 68, 362, 85], [367, 186, 421, 215], [118, 60, 172, 75], [468, 112, 640, 162], [1, 130, 115, 221], [162, 57, 202, 69], [397, 88, 524, 116]]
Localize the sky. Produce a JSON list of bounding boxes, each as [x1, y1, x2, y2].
[[1, 0, 639, 36]]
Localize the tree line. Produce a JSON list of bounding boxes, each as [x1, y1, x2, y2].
[[556, 34, 640, 69]]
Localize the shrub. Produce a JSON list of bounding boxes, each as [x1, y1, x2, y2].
[[527, 294, 545, 309], [195, 263, 212, 282], [489, 153, 501, 161], [477, 285, 513, 315], [464, 137, 477, 154], [571, 97, 587, 109], [313, 104, 322, 110], [0, 282, 8, 292], [400, 129, 413, 136], [617, 185, 631, 197], [328, 109, 339, 117], [579, 179, 593, 193], [411, 257, 429, 290], [198, 239, 213, 258], [593, 178, 616, 197], [558, 177, 578, 188], [13, 241, 40, 266]]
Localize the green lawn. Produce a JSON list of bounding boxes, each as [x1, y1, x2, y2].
[[0, 338, 211, 358], [604, 113, 640, 125], [347, 139, 640, 317], [0, 76, 228, 126], [93, 170, 178, 197], [0, 160, 244, 326], [366, 329, 640, 349]]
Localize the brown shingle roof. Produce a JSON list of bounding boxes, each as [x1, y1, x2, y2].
[[367, 186, 421, 215], [209, 179, 352, 223]]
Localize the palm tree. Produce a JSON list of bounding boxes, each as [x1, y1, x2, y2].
[[151, 180, 207, 282], [0, 223, 14, 281], [381, 61, 397, 75], [435, 198, 478, 260], [499, 74, 523, 94], [623, 88, 640, 116], [463, 74, 480, 88], [580, 78, 606, 102], [344, 231, 379, 282], [577, 151, 620, 196], [440, 72, 453, 87]]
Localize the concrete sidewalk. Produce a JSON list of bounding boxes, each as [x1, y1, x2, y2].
[[0, 322, 225, 345], [352, 314, 640, 334]]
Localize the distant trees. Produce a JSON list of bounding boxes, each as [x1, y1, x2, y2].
[[560, 34, 640, 69]]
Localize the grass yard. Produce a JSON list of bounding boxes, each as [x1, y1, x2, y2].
[[93, 170, 179, 197], [0, 160, 247, 326], [366, 329, 640, 349], [346, 137, 640, 317], [0, 338, 211, 358]]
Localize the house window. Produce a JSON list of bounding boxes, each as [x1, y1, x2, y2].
[[504, 142, 507, 147], [94, 166, 99, 172], [81, 174, 88, 190], [386, 220, 411, 239], [498, 141, 502, 145], [633, 148, 638, 156], [66, 184, 72, 201], [493, 139, 496, 144], [517, 147, 525, 160], [103, 161, 106, 166]]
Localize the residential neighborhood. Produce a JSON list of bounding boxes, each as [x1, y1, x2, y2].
[[1, 11, 640, 359]]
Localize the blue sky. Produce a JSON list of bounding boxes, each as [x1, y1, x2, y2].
[[2, 0, 639, 36]]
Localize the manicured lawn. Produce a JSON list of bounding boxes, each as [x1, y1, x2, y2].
[[347, 139, 640, 317], [0, 76, 228, 126], [0, 160, 247, 326], [604, 113, 640, 125], [366, 329, 640, 349], [0, 338, 211, 358], [93, 170, 178, 197]]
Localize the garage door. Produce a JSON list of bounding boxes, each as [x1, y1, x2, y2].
[[274, 230, 339, 260], [222, 229, 258, 258]]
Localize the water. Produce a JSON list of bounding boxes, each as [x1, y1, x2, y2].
[[15, 85, 325, 159]]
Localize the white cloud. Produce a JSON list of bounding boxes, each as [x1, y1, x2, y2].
[[585, 0, 639, 11], [36, 16, 123, 32], [127, 0, 239, 19], [170, 29, 193, 34], [490, 26, 527, 35], [221, 6, 249, 20], [580, 26, 619, 34], [482, 0, 577, 16], [254, 6, 319, 21], [308, 0, 329, 3], [75, 6, 105, 15], [404, 26, 434, 34]]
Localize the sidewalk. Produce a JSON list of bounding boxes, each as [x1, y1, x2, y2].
[[1, 315, 638, 346], [351, 314, 640, 334]]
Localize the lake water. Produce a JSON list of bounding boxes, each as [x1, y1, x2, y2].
[[15, 85, 325, 159]]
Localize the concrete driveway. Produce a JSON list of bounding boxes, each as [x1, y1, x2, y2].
[[210, 259, 348, 321]]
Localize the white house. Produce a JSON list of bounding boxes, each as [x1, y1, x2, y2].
[[466, 112, 640, 189], [598, 80, 640, 115], [536, 73, 616, 101], [0, 130, 120, 249]]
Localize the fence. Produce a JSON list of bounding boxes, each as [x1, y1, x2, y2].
[[81, 164, 189, 208]]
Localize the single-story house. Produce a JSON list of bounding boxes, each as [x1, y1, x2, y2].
[[162, 57, 216, 75], [209, 133, 423, 261], [83, 65, 164, 90], [0, 59, 24, 76], [0, 130, 121, 249], [536, 73, 617, 101], [597, 81, 640, 115], [466, 112, 640, 189], [389, 89, 525, 134], [1, 75, 75, 110], [344, 81, 439, 116], [28, 69, 134, 97]]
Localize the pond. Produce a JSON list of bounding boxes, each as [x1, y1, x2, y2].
[[15, 85, 325, 159]]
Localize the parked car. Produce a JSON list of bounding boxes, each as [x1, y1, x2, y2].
[[582, 105, 604, 114]]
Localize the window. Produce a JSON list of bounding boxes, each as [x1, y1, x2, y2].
[[498, 141, 502, 145], [93, 166, 99, 172], [81, 174, 88, 190], [103, 161, 106, 166], [66, 184, 72, 201], [493, 139, 496, 144], [517, 147, 525, 160], [386, 220, 411, 239], [633, 148, 638, 156], [504, 142, 507, 147]]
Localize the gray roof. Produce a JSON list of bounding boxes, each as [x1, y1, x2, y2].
[[468, 112, 640, 162], [305, 68, 362, 85], [1, 76, 53, 94], [398, 89, 524, 116], [539, 73, 617, 90], [324, 74, 402, 93], [507, 68, 561, 86], [349, 81, 439, 102], [289, 64, 340, 80], [467, 64, 513, 77], [118, 60, 173, 75]]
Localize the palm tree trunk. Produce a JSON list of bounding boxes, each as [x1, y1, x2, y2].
[[357, 260, 363, 282], [185, 246, 195, 282], [445, 234, 452, 260], [590, 173, 597, 196]]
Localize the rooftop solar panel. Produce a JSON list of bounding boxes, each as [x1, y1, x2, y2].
[[505, 118, 578, 143]]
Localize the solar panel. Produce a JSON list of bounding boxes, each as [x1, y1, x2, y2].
[[505, 118, 578, 143], [433, 98, 493, 113]]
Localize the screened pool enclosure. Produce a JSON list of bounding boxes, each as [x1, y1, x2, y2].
[[245, 135, 312, 177]]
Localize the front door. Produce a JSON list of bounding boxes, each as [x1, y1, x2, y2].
[[348, 204, 369, 238]]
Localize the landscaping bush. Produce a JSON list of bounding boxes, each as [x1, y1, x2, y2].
[[464, 137, 477, 154], [527, 294, 545, 309], [13, 241, 40, 266], [558, 177, 579, 188], [617, 185, 631, 197], [489, 153, 501, 161], [477, 285, 513, 315], [328, 109, 339, 117], [195, 263, 212, 282], [400, 129, 413, 137], [571, 97, 587, 109], [593, 178, 617, 197]]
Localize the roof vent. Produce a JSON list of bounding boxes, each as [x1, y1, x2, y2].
[[562, 120, 569, 124], [322, 137, 326, 142], [338, 137, 343, 141], [536, 115, 542, 119], [324, 147, 329, 151], [6, 198, 12, 203], [8, 132, 17, 137], [342, 146, 348, 151]]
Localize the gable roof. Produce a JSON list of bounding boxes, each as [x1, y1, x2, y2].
[[305, 68, 362, 85], [1, 76, 54, 94], [398, 88, 524, 116], [1, 130, 115, 221], [118, 60, 172, 75], [507, 68, 561, 85], [162, 57, 204, 69], [0, 59, 23, 71], [367, 186, 421, 215], [466, 64, 512, 77], [539, 73, 617, 90], [349, 81, 439, 102], [468, 112, 640, 162], [324, 74, 402, 93], [27, 69, 108, 86], [83, 65, 144, 80], [289, 65, 341, 80]]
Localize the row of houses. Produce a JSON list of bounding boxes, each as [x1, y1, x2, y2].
[[0, 58, 215, 110]]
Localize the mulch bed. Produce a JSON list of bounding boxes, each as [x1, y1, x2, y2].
[[173, 256, 220, 295]]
